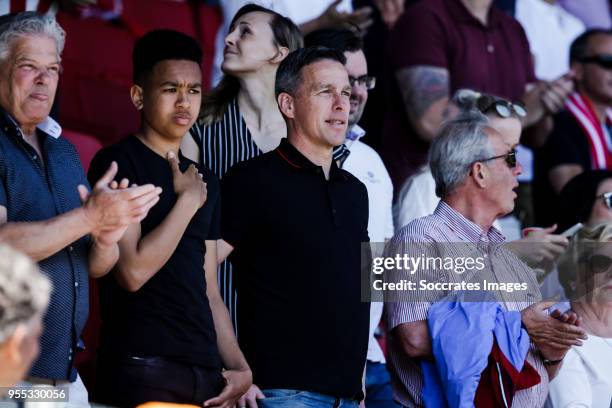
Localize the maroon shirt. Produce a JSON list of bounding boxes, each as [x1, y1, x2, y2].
[[381, 0, 536, 191]]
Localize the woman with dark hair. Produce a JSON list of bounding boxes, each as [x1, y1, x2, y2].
[[181, 3, 302, 326]]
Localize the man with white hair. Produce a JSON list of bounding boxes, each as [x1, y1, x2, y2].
[[0, 11, 161, 402], [0, 245, 51, 393], [385, 111, 588, 407]]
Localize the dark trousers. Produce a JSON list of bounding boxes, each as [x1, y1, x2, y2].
[[95, 355, 225, 407]]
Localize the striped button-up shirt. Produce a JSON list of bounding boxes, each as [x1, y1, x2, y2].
[[385, 201, 548, 407]]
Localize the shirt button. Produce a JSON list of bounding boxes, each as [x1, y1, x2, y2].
[[74, 281, 79, 287], [31, 155, 37, 160], [487, 44, 495, 53], [68, 246, 74, 252], [68, 355, 72, 361]]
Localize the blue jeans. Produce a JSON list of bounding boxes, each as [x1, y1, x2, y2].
[[365, 361, 400, 408], [258, 389, 360, 408]]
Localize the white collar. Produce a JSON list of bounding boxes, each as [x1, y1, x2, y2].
[[36, 116, 62, 139], [347, 124, 366, 142]]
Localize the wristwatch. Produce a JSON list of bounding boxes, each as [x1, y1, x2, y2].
[[539, 351, 563, 366]]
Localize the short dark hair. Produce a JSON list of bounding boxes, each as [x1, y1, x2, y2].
[[303, 28, 363, 54], [569, 28, 612, 63], [132, 29, 202, 84], [275, 46, 346, 97]]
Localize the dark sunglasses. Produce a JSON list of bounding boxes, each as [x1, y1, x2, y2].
[[587, 253, 612, 274], [476, 149, 518, 168], [477, 97, 527, 118], [578, 54, 612, 69], [348, 75, 376, 90], [597, 191, 612, 209]]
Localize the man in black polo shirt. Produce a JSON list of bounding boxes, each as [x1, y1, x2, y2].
[[222, 47, 370, 408], [88, 30, 251, 407]]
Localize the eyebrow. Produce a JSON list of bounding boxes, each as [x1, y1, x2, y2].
[[15, 56, 61, 65], [160, 81, 202, 88]]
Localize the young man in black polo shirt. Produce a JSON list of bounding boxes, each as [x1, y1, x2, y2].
[[221, 47, 370, 408], [88, 30, 251, 407]]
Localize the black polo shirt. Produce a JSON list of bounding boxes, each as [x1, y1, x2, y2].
[[88, 135, 222, 369], [221, 138, 370, 398]]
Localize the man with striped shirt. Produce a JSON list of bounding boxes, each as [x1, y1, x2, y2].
[[384, 111, 588, 407]]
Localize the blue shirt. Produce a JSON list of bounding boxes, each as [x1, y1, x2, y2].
[[0, 109, 90, 381]]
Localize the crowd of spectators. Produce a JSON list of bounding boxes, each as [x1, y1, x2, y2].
[[0, 1, 611, 407]]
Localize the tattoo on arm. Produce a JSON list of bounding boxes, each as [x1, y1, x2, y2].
[[396, 65, 450, 122]]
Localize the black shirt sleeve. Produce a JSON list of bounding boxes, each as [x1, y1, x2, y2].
[[220, 163, 252, 248], [204, 170, 221, 241], [544, 111, 591, 170]]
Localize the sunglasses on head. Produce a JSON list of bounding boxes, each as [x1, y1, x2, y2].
[[598, 191, 612, 209], [578, 54, 612, 69], [476, 149, 518, 169], [477, 96, 527, 119]]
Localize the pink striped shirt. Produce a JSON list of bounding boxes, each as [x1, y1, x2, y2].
[[385, 201, 549, 407]]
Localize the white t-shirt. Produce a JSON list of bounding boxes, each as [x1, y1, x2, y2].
[[212, 0, 353, 85], [516, 0, 585, 81], [547, 334, 612, 408], [342, 129, 394, 363], [514, 0, 584, 184]]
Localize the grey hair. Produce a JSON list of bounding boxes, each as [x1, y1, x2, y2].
[[429, 110, 494, 198], [0, 245, 51, 344], [0, 12, 66, 63]]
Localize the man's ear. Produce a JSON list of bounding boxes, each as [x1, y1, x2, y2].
[[271, 47, 290, 64], [130, 84, 144, 111], [470, 162, 488, 188], [570, 61, 583, 81], [278, 92, 295, 119]]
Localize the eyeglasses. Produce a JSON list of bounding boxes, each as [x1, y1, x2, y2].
[[348, 75, 376, 90], [578, 54, 612, 69], [475, 149, 518, 168], [587, 253, 612, 275], [477, 97, 527, 118], [597, 191, 612, 209]]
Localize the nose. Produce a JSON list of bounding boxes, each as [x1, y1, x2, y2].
[[333, 93, 349, 112], [225, 29, 238, 47], [176, 89, 190, 108], [34, 67, 52, 85], [513, 160, 523, 177]]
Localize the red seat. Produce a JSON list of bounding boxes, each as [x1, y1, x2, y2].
[[62, 129, 103, 172], [57, 11, 138, 145]]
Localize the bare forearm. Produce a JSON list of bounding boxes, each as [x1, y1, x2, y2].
[[210, 294, 249, 370], [117, 194, 197, 289], [396, 320, 433, 358], [299, 16, 327, 35], [88, 240, 119, 278], [396, 65, 450, 142], [0, 207, 92, 262]]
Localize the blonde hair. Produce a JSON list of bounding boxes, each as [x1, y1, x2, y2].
[[0, 245, 51, 343], [558, 223, 612, 297]]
